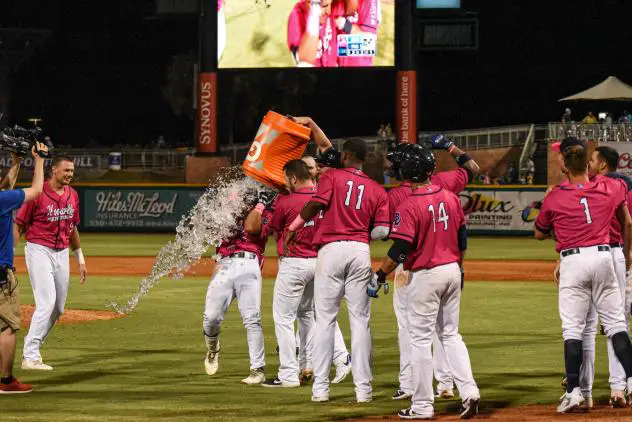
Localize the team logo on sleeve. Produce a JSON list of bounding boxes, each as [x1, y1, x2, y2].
[[393, 212, 401, 227], [262, 216, 269, 225]]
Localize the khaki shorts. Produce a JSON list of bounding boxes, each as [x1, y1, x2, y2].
[[0, 269, 20, 332]]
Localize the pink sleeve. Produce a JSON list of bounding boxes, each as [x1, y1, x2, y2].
[[260, 209, 273, 238], [15, 197, 35, 227], [287, 4, 304, 53], [312, 171, 334, 206], [433, 168, 468, 194], [627, 191, 632, 216], [389, 202, 415, 243], [373, 188, 390, 227], [355, 0, 378, 33], [535, 196, 553, 234]]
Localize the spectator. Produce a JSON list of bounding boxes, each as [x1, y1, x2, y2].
[[562, 108, 572, 123], [618, 110, 630, 123], [377, 124, 386, 140], [525, 157, 535, 185], [384, 123, 393, 140], [582, 112, 598, 124], [508, 162, 518, 184], [481, 172, 490, 185], [605, 112, 613, 126]]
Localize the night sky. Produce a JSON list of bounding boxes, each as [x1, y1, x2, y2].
[[2, 0, 632, 147]]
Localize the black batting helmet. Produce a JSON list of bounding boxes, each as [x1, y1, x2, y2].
[[316, 147, 342, 168], [399, 144, 436, 183], [386, 142, 410, 179]]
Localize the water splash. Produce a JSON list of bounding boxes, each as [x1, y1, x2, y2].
[[109, 168, 264, 314]]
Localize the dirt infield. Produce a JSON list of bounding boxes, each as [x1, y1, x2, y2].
[[19, 305, 123, 328], [12, 257, 556, 281], [348, 405, 632, 421]]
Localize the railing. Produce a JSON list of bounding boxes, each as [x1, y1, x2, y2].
[[518, 124, 536, 181], [548, 122, 632, 142], [419, 124, 532, 149]]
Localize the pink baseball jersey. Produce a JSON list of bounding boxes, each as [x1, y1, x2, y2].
[[603, 176, 632, 246], [270, 186, 319, 258], [390, 185, 465, 271], [15, 182, 80, 250], [536, 177, 627, 252], [311, 167, 389, 246], [217, 208, 272, 263], [335, 0, 379, 67], [287, 1, 338, 67], [387, 168, 469, 222]]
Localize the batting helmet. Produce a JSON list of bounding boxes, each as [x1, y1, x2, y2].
[[316, 147, 342, 168], [386, 142, 411, 179], [399, 144, 436, 183]]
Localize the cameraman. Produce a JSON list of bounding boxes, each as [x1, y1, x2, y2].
[[0, 143, 48, 394]]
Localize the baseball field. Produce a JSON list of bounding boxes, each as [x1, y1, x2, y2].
[[4, 234, 629, 421]]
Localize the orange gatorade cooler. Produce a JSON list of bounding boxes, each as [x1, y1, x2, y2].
[[242, 111, 312, 189]]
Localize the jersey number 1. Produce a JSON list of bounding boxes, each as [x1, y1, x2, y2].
[[580, 197, 592, 224], [428, 202, 449, 232], [345, 181, 365, 210]]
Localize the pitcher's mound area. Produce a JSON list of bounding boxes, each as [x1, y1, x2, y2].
[[348, 405, 632, 421], [20, 305, 124, 328]]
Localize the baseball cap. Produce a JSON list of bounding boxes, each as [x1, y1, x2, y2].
[[551, 137, 587, 153]]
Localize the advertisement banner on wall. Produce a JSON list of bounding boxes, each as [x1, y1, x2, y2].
[[460, 189, 544, 234], [81, 187, 205, 231], [600, 141, 632, 177]]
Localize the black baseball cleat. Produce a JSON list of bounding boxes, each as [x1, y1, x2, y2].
[[261, 377, 300, 388], [392, 389, 412, 400]]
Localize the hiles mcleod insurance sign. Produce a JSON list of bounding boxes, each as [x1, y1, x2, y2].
[[80, 187, 204, 231]]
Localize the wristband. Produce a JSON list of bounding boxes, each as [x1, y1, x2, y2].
[[288, 215, 305, 231], [74, 248, 86, 266], [307, 4, 321, 36], [254, 203, 265, 214], [455, 153, 472, 166], [343, 19, 353, 34]]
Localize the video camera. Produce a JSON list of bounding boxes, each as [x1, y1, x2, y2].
[[0, 125, 53, 158]]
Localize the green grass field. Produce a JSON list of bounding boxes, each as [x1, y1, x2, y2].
[[4, 235, 579, 421], [220, 0, 395, 68], [15, 234, 559, 261]]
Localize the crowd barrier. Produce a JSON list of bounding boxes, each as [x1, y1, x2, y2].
[[40, 184, 546, 234]]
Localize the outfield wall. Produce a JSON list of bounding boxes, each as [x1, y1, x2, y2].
[[59, 183, 546, 235]]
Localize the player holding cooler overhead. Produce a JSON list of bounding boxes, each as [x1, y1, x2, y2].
[[287, 0, 338, 67], [285, 139, 389, 403], [387, 136, 480, 401], [371, 146, 480, 420], [535, 137, 632, 413], [16, 155, 86, 371], [333, 0, 380, 67], [202, 190, 275, 385]]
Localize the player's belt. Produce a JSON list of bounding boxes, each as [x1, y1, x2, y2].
[[561, 245, 610, 258], [229, 252, 257, 260], [610, 243, 622, 248]]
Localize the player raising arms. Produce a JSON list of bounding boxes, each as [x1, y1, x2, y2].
[[387, 137, 480, 402], [287, 0, 338, 67], [535, 137, 632, 413], [202, 190, 275, 385], [16, 155, 86, 371], [286, 138, 389, 403], [372, 146, 480, 420]]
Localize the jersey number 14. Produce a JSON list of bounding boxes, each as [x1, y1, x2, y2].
[[428, 202, 449, 232]]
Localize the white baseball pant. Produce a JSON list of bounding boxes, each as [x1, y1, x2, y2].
[[274, 257, 316, 384], [312, 241, 372, 401], [202, 256, 265, 370], [23, 242, 70, 362], [298, 321, 349, 369], [408, 262, 479, 417], [579, 246, 629, 394], [394, 266, 454, 395]]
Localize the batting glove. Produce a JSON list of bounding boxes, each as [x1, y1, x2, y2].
[[428, 134, 454, 151], [367, 269, 389, 298], [258, 190, 277, 208]]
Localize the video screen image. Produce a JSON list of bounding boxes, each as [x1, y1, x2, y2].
[[217, 0, 395, 68]]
